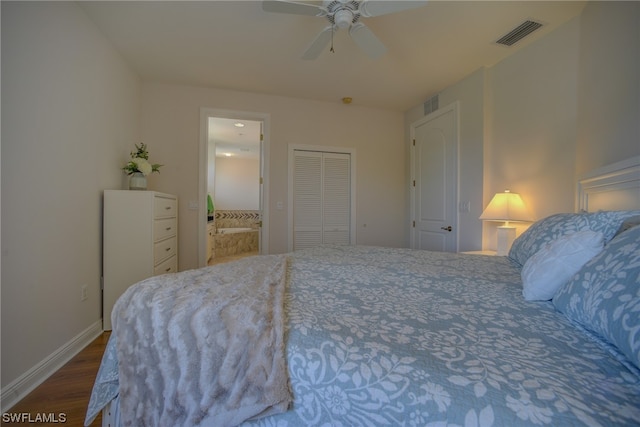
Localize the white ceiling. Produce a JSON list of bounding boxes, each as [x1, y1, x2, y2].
[[80, 0, 586, 159], [80, 0, 586, 113]]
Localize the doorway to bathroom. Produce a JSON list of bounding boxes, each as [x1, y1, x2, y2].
[[198, 108, 269, 267]]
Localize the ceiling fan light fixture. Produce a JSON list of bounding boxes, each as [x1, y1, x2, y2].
[[263, 0, 428, 60], [334, 9, 353, 28]]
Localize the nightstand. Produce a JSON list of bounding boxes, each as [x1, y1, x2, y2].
[[460, 250, 498, 256]]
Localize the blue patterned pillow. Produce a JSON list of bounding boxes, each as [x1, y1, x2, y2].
[[553, 225, 640, 370], [509, 211, 640, 267]]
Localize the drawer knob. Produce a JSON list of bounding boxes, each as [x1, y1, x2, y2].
[[165, 247, 171, 252], [165, 267, 171, 272], [166, 227, 172, 231]]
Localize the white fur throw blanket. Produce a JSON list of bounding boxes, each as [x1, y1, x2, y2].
[[112, 255, 291, 426]]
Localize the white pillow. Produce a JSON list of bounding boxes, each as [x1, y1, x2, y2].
[[521, 230, 604, 301]]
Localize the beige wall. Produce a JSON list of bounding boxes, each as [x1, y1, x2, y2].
[[484, 14, 581, 246], [1, 2, 141, 388], [140, 82, 406, 269], [438, 69, 486, 252], [404, 69, 486, 252], [488, 16, 580, 217], [575, 1, 640, 177], [485, 2, 639, 245]]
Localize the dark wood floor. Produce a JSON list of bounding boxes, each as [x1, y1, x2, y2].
[[3, 332, 110, 426]]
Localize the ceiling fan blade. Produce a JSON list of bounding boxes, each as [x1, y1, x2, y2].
[[301, 26, 334, 60], [358, 0, 428, 18], [349, 22, 386, 59], [262, 1, 325, 17]]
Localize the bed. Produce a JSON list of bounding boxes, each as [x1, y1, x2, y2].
[[86, 158, 640, 427]]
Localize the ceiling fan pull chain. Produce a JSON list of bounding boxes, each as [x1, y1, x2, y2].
[[330, 26, 335, 53]]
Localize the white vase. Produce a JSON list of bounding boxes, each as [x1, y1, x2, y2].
[[129, 172, 147, 190]]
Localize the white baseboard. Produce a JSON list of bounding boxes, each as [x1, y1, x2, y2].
[[1, 320, 103, 412]]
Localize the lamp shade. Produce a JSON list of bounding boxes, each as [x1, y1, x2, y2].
[[479, 190, 533, 224]]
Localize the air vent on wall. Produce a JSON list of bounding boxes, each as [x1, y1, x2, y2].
[[496, 20, 544, 47], [423, 94, 439, 116]]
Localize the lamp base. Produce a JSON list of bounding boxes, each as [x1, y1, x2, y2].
[[496, 226, 516, 256]]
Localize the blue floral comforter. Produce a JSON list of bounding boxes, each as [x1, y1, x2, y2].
[[87, 245, 640, 426]]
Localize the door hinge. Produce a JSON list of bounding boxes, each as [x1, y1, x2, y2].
[[413, 139, 416, 146], [100, 276, 104, 291], [412, 220, 415, 227], [260, 177, 263, 184], [413, 180, 416, 187]]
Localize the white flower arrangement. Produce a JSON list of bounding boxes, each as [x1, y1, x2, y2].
[[122, 143, 162, 176]]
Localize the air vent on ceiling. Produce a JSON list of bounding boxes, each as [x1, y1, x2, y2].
[[496, 20, 544, 47]]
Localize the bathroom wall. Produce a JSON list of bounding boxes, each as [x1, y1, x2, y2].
[[213, 156, 260, 210]]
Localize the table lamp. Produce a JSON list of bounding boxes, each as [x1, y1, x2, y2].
[[479, 190, 533, 256]]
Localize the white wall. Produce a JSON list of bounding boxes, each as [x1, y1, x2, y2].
[[1, 1, 140, 391], [140, 82, 405, 269], [214, 157, 260, 210]]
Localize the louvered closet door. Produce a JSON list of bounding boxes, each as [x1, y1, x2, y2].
[[293, 150, 351, 250], [322, 153, 350, 245], [293, 151, 323, 249]]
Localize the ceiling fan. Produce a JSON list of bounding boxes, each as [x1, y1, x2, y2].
[[262, 0, 427, 60]]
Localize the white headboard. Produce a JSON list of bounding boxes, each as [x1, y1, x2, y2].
[[577, 155, 640, 212]]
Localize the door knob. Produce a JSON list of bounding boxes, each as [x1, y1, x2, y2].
[[441, 226, 452, 232]]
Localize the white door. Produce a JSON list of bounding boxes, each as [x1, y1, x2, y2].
[[291, 150, 352, 250], [321, 153, 351, 245], [293, 150, 323, 249], [411, 103, 459, 252]]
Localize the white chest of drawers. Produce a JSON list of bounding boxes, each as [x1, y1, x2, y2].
[[102, 190, 178, 330]]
